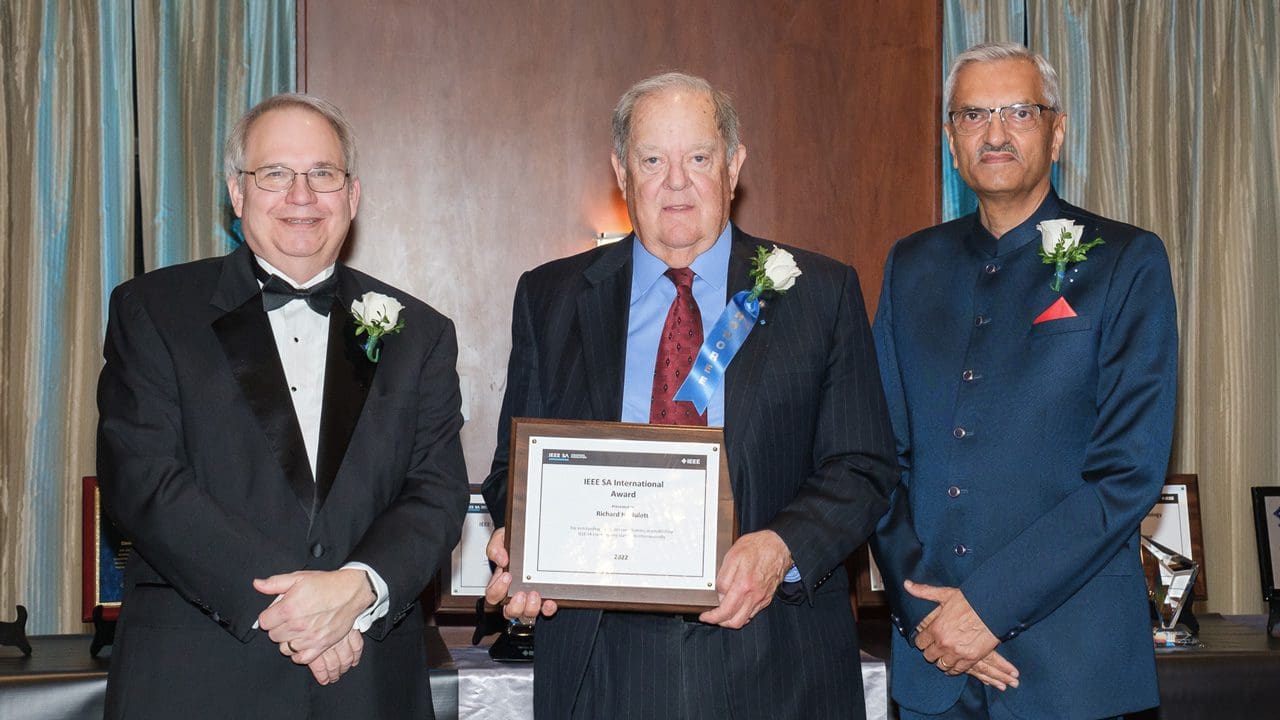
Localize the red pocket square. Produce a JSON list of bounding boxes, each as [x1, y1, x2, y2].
[[1034, 296, 1078, 324]]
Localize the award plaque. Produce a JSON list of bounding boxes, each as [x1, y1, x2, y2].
[[81, 476, 131, 622], [505, 418, 736, 612], [1250, 487, 1280, 637]]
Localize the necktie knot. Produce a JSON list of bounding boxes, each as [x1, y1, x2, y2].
[[260, 273, 338, 315], [664, 267, 695, 292]]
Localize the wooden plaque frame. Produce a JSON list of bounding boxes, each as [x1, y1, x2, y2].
[[505, 418, 736, 613]]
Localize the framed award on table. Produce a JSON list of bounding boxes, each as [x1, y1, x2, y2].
[[504, 418, 736, 613], [428, 492, 497, 616], [82, 476, 131, 622]]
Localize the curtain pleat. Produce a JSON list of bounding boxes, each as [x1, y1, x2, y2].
[[0, 1, 132, 634]]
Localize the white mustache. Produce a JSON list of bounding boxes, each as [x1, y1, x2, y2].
[[978, 143, 1019, 159]]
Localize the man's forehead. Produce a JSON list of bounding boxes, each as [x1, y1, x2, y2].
[[634, 89, 715, 121], [952, 59, 1043, 104], [630, 94, 721, 145], [630, 138, 721, 154], [244, 108, 343, 162]]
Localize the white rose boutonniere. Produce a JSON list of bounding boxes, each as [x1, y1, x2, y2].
[[749, 245, 802, 301], [1036, 218, 1103, 292], [350, 291, 405, 362], [672, 244, 802, 412]]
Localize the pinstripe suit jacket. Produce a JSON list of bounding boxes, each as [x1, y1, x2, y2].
[[482, 227, 898, 718]]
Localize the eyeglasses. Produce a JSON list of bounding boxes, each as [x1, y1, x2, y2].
[[239, 165, 350, 193], [947, 104, 1055, 135]]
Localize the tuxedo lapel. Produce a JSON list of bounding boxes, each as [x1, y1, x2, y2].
[[576, 238, 632, 421], [723, 229, 771, 468], [314, 269, 377, 511], [210, 246, 316, 518]]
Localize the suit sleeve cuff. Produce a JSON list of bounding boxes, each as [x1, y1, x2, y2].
[[343, 562, 390, 632]]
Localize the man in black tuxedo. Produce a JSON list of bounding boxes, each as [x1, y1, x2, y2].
[[97, 94, 469, 719], [481, 72, 898, 718]]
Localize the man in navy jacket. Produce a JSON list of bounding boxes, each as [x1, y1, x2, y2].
[[872, 42, 1177, 719]]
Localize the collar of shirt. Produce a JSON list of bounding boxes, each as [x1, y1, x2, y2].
[[254, 256, 336, 290], [629, 222, 732, 303], [620, 223, 732, 427], [971, 189, 1063, 257]]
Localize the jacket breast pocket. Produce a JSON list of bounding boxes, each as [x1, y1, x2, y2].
[[1029, 316, 1093, 337]]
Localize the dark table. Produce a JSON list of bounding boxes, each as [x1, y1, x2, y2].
[[1138, 613, 1280, 720], [858, 612, 1280, 719]]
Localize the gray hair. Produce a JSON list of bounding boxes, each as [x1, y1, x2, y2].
[[223, 93, 359, 189], [943, 42, 1062, 115], [611, 72, 741, 164]]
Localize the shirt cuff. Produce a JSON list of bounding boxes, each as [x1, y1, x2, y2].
[[343, 561, 389, 632]]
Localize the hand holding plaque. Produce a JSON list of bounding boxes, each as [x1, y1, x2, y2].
[[485, 528, 559, 623], [502, 418, 736, 613]]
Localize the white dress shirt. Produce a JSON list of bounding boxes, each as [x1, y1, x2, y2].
[[256, 257, 389, 632]]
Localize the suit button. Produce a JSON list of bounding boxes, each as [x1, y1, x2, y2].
[[953, 426, 967, 439], [984, 263, 999, 275], [954, 544, 968, 557], [961, 369, 975, 382], [947, 486, 961, 498], [974, 315, 989, 326], [310, 543, 325, 558]]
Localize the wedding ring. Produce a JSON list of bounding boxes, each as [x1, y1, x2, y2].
[[938, 660, 950, 670], [286, 640, 298, 654]]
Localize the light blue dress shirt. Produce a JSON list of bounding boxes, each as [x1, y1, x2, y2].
[[620, 223, 731, 427], [619, 224, 801, 584]]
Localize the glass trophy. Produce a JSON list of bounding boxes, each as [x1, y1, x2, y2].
[[1140, 534, 1200, 646]]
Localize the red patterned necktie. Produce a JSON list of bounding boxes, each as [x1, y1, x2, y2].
[[650, 267, 707, 426]]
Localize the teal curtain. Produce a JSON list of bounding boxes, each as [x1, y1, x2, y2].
[[0, 0, 135, 637], [137, 1, 295, 270], [0, 0, 293, 634]]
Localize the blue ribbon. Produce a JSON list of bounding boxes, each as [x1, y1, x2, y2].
[[673, 290, 761, 413]]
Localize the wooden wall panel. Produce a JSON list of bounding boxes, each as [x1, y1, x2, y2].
[[300, 0, 940, 490]]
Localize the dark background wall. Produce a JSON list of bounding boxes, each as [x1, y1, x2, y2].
[[297, 0, 941, 606]]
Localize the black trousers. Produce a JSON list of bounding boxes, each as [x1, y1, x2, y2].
[[571, 612, 733, 720]]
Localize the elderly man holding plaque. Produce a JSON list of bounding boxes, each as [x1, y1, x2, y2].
[[481, 72, 898, 719], [871, 42, 1177, 719]]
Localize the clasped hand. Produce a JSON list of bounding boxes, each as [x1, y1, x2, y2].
[[255, 568, 374, 685], [905, 580, 1020, 691], [483, 527, 791, 630]]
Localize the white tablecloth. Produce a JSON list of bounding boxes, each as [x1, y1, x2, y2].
[[443, 629, 889, 720]]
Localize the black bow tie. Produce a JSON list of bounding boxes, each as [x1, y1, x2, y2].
[[259, 273, 338, 315]]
